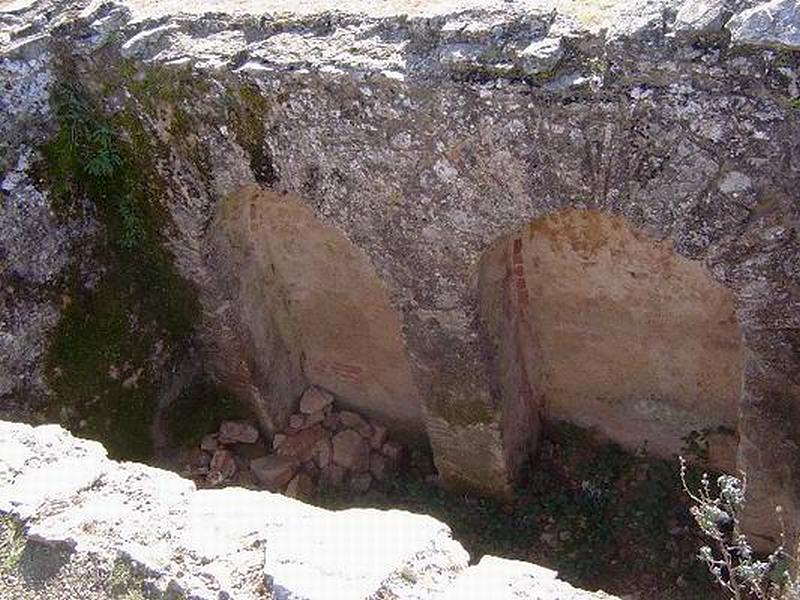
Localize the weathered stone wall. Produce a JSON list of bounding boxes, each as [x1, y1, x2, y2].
[[1, 0, 799, 548]]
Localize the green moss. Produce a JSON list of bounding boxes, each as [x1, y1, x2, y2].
[[165, 379, 253, 447], [41, 74, 198, 462]]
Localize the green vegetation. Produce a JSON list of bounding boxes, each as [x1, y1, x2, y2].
[[41, 75, 198, 462], [682, 461, 800, 600], [109, 560, 148, 600], [165, 379, 252, 447], [0, 516, 26, 575], [319, 423, 721, 599]]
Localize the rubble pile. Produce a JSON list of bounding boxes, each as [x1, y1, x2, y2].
[[182, 386, 405, 499]]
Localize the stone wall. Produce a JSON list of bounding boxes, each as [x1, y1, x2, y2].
[[1, 0, 799, 548]]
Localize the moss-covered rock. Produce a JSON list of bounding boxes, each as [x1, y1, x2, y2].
[[41, 71, 198, 461]]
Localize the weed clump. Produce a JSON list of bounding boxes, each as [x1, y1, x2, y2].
[[682, 458, 800, 600]]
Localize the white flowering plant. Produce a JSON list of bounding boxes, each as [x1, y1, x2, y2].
[[680, 457, 800, 600]]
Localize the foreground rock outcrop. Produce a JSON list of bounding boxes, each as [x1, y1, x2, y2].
[[0, 420, 616, 599], [1, 0, 799, 549]]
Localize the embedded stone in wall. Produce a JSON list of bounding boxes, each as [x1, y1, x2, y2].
[[208, 186, 424, 441], [479, 210, 744, 472]]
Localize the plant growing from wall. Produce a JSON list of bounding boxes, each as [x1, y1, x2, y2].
[[681, 458, 800, 599], [41, 73, 198, 461]]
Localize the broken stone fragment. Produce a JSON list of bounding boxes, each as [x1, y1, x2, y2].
[[299, 386, 335, 414], [218, 420, 259, 444], [277, 424, 328, 463], [332, 429, 370, 472], [200, 433, 219, 452], [250, 455, 297, 490], [369, 424, 387, 450], [339, 411, 368, 431], [206, 449, 237, 486], [272, 433, 287, 449], [288, 414, 306, 430], [285, 472, 316, 500], [350, 472, 372, 494]]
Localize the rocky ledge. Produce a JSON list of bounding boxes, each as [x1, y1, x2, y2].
[[0, 420, 616, 599]]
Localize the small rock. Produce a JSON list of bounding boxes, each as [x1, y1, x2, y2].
[[288, 414, 306, 430], [381, 441, 404, 471], [250, 455, 297, 490], [369, 424, 387, 450], [299, 386, 334, 414], [322, 412, 342, 432], [200, 434, 219, 452], [340, 411, 368, 430], [285, 472, 316, 500], [332, 429, 371, 472], [218, 421, 259, 444], [350, 472, 372, 493], [272, 433, 287, 449], [369, 452, 387, 481], [302, 410, 326, 429], [313, 436, 333, 469], [277, 425, 328, 463], [206, 449, 237, 486]]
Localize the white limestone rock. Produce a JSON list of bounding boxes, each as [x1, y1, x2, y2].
[[441, 555, 619, 600], [728, 0, 800, 49], [264, 508, 469, 600]]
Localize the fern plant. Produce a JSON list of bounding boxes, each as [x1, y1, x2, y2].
[[85, 126, 122, 178]]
